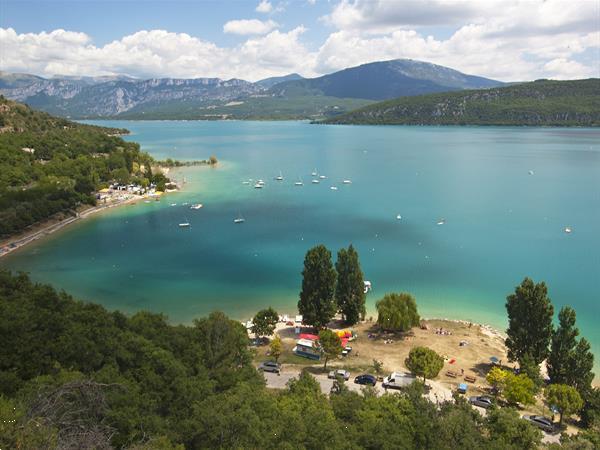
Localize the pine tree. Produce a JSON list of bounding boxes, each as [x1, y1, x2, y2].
[[298, 245, 337, 328], [505, 278, 554, 364], [547, 306, 578, 384], [335, 244, 366, 325]]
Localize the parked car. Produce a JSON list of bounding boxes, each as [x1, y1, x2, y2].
[[354, 374, 377, 386], [522, 415, 555, 433], [258, 361, 281, 374], [328, 369, 350, 380], [469, 396, 493, 409], [382, 372, 415, 390]]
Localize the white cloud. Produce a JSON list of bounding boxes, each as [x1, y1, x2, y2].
[[1, 0, 598, 82], [223, 19, 279, 35], [256, 0, 273, 13], [0, 27, 316, 81]]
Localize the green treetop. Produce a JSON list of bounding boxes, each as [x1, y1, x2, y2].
[[545, 384, 584, 426], [298, 245, 337, 328], [376, 292, 420, 332], [335, 244, 366, 325], [251, 307, 279, 341], [505, 277, 554, 364], [405, 346, 444, 383], [318, 329, 342, 370]]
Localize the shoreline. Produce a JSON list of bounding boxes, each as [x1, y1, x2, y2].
[[0, 194, 143, 259]]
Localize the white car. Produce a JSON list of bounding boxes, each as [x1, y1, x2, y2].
[[328, 369, 350, 380]]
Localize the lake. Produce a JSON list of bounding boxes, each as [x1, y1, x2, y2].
[[2, 121, 599, 357]]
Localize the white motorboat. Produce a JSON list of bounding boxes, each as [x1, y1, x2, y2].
[[179, 223, 190, 228], [330, 186, 338, 190], [190, 203, 203, 210], [319, 175, 326, 179], [242, 181, 250, 185], [437, 219, 446, 225], [396, 214, 402, 220], [343, 180, 352, 184], [234, 214, 245, 224], [254, 182, 264, 189], [564, 227, 572, 234], [170, 203, 177, 207], [311, 179, 320, 184]]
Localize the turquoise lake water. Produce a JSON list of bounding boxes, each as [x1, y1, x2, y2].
[[2, 121, 599, 358]]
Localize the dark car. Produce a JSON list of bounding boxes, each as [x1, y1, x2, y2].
[[522, 415, 555, 433], [354, 374, 377, 386], [258, 361, 281, 374], [469, 396, 493, 409]]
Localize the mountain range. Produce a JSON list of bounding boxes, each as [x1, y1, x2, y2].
[[322, 79, 600, 127], [0, 59, 503, 119]]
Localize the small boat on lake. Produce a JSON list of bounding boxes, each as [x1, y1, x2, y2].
[[242, 181, 250, 185], [190, 204, 203, 210], [312, 179, 320, 184], [179, 222, 190, 228], [295, 177, 303, 186], [319, 175, 326, 179], [396, 214, 402, 220], [564, 227, 572, 234], [330, 186, 338, 190], [311, 169, 317, 176], [528, 170, 535, 175], [234, 213, 245, 224], [437, 219, 446, 225], [343, 180, 352, 184], [275, 171, 283, 181], [170, 203, 177, 207]]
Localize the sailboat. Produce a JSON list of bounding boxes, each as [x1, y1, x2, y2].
[[275, 171, 284, 181], [311, 169, 318, 177], [234, 212, 245, 224], [294, 177, 303, 186]]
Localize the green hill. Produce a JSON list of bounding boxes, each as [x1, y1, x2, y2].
[[0, 96, 163, 237], [322, 79, 600, 126]]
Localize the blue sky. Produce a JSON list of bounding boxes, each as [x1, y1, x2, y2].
[[1, 0, 599, 81]]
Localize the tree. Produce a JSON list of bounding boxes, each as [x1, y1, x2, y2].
[[547, 306, 579, 384], [504, 373, 536, 406], [335, 244, 366, 325], [251, 307, 279, 341], [545, 384, 583, 426], [405, 347, 444, 383], [375, 292, 420, 332], [569, 338, 595, 397], [486, 367, 509, 396], [269, 335, 282, 363], [318, 329, 342, 370], [519, 353, 543, 392], [505, 277, 554, 364], [298, 245, 337, 328], [581, 387, 600, 428], [486, 407, 542, 449]]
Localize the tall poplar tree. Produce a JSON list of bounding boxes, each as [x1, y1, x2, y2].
[[335, 244, 366, 325], [505, 278, 554, 364], [547, 306, 578, 384], [298, 245, 337, 328]]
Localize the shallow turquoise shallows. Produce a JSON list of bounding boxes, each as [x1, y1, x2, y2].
[[2, 121, 599, 358]]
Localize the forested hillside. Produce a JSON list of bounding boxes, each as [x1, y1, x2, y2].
[[0, 97, 163, 237], [323, 79, 600, 126]]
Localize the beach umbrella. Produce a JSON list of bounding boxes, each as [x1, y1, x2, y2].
[[489, 356, 499, 364]]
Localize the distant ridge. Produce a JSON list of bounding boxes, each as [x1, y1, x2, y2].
[[269, 59, 503, 100], [322, 79, 600, 126], [1, 59, 503, 119]]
